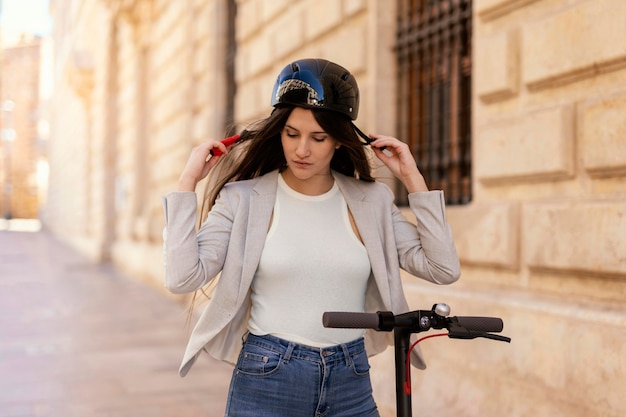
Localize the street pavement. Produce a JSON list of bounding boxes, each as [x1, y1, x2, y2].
[[0, 221, 232, 417]]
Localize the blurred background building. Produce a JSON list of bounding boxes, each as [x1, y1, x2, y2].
[[4, 0, 625, 416], [0, 36, 46, 219], [0, 0, 51, 226]]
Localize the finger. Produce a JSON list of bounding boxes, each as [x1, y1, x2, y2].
[[209, 142, 228, 157], [372, 145, 395, 160], [368, 134, 399, 147], [372, 145, 394, 157], [195, 140, 225, 160]]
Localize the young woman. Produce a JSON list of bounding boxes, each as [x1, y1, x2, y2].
[[163, 58, 460, 417]]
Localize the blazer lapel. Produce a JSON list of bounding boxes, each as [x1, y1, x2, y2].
[[334, 173, 393, 307], [237, 171, 279, 304]]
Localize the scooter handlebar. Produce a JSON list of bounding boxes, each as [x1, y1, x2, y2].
[[452, 316, 503, 333], [322, 311, 380, 329], [323, 311, 506, 336]]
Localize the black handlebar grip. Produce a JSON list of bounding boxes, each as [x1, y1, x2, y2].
[[322, 312, 380, 329], [454, 316, 504, 333]]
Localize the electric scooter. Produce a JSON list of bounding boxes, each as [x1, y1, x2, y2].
[[323, 304, 511, 417]]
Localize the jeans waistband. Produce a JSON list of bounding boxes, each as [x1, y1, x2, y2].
[[244, 333, 366, 365]]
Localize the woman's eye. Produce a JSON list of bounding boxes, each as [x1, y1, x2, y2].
[[286, 133, 298, 138], [313, 136, 326, 142]]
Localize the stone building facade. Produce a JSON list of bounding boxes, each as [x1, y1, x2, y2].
[[0, 38, 44, 219], [46, 0, 625, 416]]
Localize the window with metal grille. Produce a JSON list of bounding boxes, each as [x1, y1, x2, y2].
[[395, 0, 472, 205]]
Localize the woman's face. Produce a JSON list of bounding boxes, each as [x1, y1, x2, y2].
[[280, 107, 339, 193]]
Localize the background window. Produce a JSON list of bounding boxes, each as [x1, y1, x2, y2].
[[395, 0, 472, 205]]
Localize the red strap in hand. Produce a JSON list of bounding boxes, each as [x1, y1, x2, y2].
[[210, 134, 240, 156]]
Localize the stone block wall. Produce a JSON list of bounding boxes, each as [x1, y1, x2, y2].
[[394, 0, 626, 416]]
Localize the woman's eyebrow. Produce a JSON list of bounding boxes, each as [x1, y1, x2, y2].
[[284, 124, 299, 132], [284, 124, 327, 135]]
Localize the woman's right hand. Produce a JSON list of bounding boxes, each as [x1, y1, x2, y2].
[[177, 139, 228, 191]]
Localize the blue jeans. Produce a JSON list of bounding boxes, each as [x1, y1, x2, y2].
[[224, 333, 380, 417]]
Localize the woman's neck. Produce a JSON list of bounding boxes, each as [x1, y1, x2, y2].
[[280, 169, 334, 196]]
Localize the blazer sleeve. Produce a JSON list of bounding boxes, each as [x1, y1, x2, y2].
[[162, 190, 233, 294], [393, 190, 461, 284]]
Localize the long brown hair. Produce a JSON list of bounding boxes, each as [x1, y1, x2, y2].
[[187, 106, 375, 322]]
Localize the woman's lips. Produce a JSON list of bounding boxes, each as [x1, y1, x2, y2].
[[292, 160, 311, 168]]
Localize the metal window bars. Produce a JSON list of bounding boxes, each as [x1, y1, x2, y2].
[[395, 0, 472, 205]]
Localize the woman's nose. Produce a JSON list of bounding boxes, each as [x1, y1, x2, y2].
[[295, 138, 310, 157]]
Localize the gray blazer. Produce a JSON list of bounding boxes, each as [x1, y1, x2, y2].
[[163, 170, 460, 377]]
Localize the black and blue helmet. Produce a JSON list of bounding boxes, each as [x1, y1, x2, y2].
[[271, 58, 360, 120]]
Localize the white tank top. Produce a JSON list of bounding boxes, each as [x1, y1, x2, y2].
[[248, 174, 372, 347]]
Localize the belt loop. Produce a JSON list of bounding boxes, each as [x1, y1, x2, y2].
[[283, 342, 295, 363], [340, 343, 352, 367]]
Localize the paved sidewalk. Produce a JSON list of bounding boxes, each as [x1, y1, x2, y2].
[[0, 224, 232, 417]]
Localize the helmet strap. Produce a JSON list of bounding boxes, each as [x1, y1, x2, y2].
[[351, 122, 387, 151], [352, 123, 374, 145]]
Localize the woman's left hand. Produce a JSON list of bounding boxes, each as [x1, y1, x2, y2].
[[368, 134, 429, 193]]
